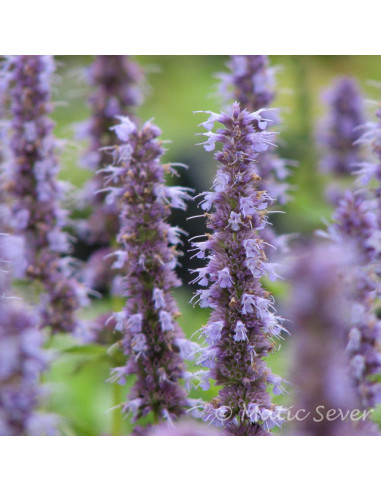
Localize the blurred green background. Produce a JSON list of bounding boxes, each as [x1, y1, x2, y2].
[[45, 56, 381, 435]]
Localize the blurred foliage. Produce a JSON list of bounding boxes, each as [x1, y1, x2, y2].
[[43, 56, 381, 435]]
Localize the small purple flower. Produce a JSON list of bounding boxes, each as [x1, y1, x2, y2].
[[127, 313, 143, 334], [111, 116, 136, 141], [228, 211, 243, 231], [268, 374, 285, 396], [190, 266, 209, 287], [199, 192, 216, 211], [241, 293, 256, 314], [217, 267, 233, 288], [131, 333, 148, 355], [203, 321, 224, 344], [233, 320, 248, 342], [153, 288, 166, 309], [240, 196, 257, 216], [159, 310, 174, 332], [243, 239, 259, 258]]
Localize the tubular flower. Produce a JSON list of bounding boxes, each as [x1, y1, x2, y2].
[[6, 55, 88, 333], [80, 56, 145, 246], [105, 117, 190, 426], [0, 235, 56, 435], [288, 243, 378, 436], [192, 103, 287, 436]]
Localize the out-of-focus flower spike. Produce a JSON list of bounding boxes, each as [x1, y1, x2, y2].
[[5, 55, 88, 333], [0, 234, 57, 435], [317, 77, 366, 204], [327, 101, 381, 409], [287, 242, 379, 435], [79, 56, 146, 299]]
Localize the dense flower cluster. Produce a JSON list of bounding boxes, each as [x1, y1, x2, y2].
[[80, 56, 145, 248], [288, 243, 378, 435], [105, 117, 190, 426], [326, 106, 381, 408], [0, 55, 379, 437], [0, 235, 56, 435], [191, 103, 287, 436], [5, 55, 88, 333], [318, 77, 365, 176], [218, 55, 293, 208]]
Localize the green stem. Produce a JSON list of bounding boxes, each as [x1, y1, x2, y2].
[[152, 409, 160, 425]]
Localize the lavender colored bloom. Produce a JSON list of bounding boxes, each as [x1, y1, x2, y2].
[[0, 235, 56, 436], [5, 56, 88, 333], [287, 243, 378, 436], [80, 56, 145, 247], [105, 117, 190, 426], [192, 103, 287, 436], [318, 77, 365, 177]]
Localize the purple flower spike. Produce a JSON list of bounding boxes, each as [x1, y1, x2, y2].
[[105, 117, 191, 427], [80, 56, 145, 247], [6, 56, 88, 333], [317, 77, 366, 204], [326, 103, 381, 410], [0, 235, 56, 436], [219, 56, 275, 114], [318, 77, 365, 177], [287, 242, 378, 436], [192, 103, 287, 436], [218, 55, 295, 212]]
